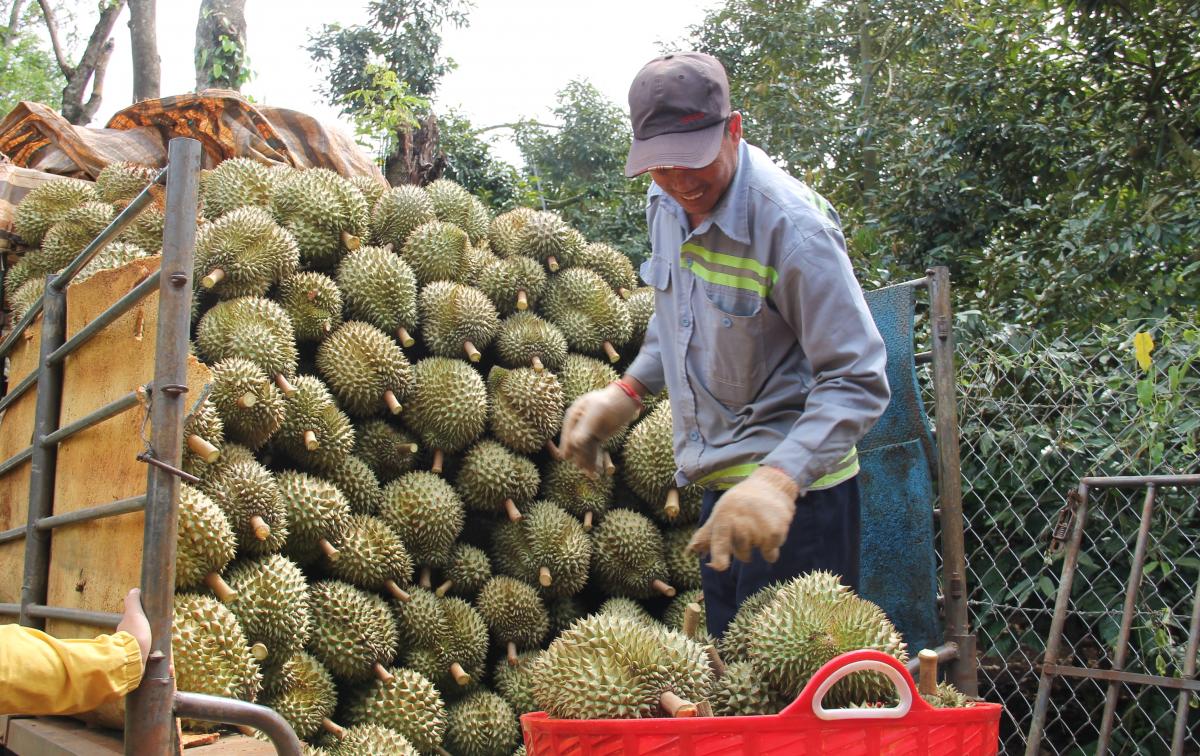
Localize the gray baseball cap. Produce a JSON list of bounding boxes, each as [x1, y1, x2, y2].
[[625, 51, 731, 178]]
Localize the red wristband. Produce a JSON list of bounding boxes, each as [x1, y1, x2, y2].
[[610, 379, 644, 411]]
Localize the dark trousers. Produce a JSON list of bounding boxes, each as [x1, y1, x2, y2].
[[699, 477, 861, 639]]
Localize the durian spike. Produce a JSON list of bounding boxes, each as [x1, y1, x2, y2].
[[236, 390, 257, 409], [419, 567, 433, 589], [186, 434, 220, 464], [385, 580, 411, 603], [250, 643, 269, 661], [319, 538, 340, 562], [918, 649, 939, 696], [434, 579, 453, 597], [683, 602, 702, 639], [545, 439, 562, 461], [602, 341, 619, 363], [274, 373, 297, 396], [322, 718, 346, 739], [546, 255, 560, 272], [706, 645, 727, 679], [538, 566, 553, 587], [664, 489, 681, 519], [373, 662, 395, 683], [506, 641, 519, 666], [396, 326, 416, 348], [602, 451, 616, 476], [303, 429, 320, 451], [660, 691, 698, 718], [516, 290, 529, 311], [201, 267, 225, 289], [249, 515, 270, 541], [383, 390, 403, 415], [463, 340, 482, 362], [204, 572, 238, 603], [618, 286, 632, 299], [651, 579, 676, 598], [582, 511, 594, 530], [450, 662, 471, 686], [431, 449, 444, 474], [530, 355, 544, 372], [504, 498, 523, 522], [341, 230, 361, 250]]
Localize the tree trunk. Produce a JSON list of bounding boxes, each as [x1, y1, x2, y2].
[[36, 0, 127, 125], [856, 0, 879, 199], [385, 113, 445, 187], [6, 0, 27, 39], [128, 0, 160, 101], [195, 0, 247, 91]]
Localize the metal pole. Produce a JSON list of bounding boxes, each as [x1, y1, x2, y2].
[[927, 265, 977, 695], [124, 138, 200, 756], [1171, 573, 1200, 755], [18, 278, 66, 629], [173, 693, 303, 756]]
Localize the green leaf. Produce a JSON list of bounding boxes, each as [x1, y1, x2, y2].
[[212, 61, 224, 78]]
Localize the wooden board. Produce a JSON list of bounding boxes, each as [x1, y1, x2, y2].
[[0, 310, 42, 617]]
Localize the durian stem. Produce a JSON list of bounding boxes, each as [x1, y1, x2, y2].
[[385, 580, 411, 603], [382, 243, 394, 253], [660, 691, 698, 718], [250, 642, 269, 661], [434, 579, 453, 597], [431, 449, 444, 474], [235, 725, 256, 737], [603, 450, 616, 476], [201, 267, 225, 289], [918, 648, 939, 696], [204, 572, 237, 603], [463, 340, 481, 362], [373, 662, 395, 683], [618, 286, 632, 299], [545, 439, 562, 460], [706, 645, 727, 678], [546, 255, 560, 272], [303, 429, 320, 451], [274, 373, 297, 396], [249, 515, 270, 541], [683, 602, 702, 638], [506, 641, 519, 666], [504, 498, 523, 522], [434, 748, 453, 756], [322, 718, 346, 738], [450, 662, 471, 686], [383, 390, 403, 415], [602, 340, 619, 363], [664, 489, 681, 519], [186, 434, 220, 464], [583, 511, 594, 530], [305, 288, 318, 302], [419, 567, 432, 589], [403, 443, 419, 455], [341, 230, 361, 251], [516, 289, 529, 311], [651, 579, 676, 598], [696, 700, 715, 717], [530, 354, 544, 372], [397, 326, 416, 348], [322, 320, 333, 335], [319, 538, 340, 562], [236, 390, 257, 409], [538, 566, 553, 587]]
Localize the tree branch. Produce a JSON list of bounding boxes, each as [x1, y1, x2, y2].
[[60, 0, 127, 124], [34, 0, 73, 77], [473, 121, 561, 135], [78, 38, 115, 124], [6, 0, 27, 38]]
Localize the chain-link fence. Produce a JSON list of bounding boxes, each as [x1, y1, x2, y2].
[[951, 318, 1199, 754]]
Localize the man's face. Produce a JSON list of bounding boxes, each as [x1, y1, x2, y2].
[[649, 112, 742, 222]]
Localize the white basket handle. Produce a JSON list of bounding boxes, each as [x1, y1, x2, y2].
[[810, 659, 914, 721]]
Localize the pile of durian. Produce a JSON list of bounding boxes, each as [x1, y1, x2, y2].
[[7, 160, 967, 755]]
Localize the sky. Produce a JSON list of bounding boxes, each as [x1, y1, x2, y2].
[[91, 0, 716, 167]]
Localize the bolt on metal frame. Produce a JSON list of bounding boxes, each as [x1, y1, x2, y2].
[[0, 138, 301, 755]]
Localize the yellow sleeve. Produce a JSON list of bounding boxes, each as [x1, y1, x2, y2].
[[0, 624, 144, 716]]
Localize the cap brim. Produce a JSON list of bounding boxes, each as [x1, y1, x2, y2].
[[624, 121, 725, 178]]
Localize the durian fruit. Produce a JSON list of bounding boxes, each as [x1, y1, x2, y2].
[[353, 419, 419, 483], [404, 358, 488, 467], [663, 526, 702, 593], [330, 514, 415, 602], [425, 178, 475, 232], [306, 580, 398, 684], [35, 202, 115, 274], [663, 589, 705, 635], [114, 198, 165, 252], [590, 508, 675, 598], [259, 651, 338, 741], [480, 256, 547, 316], [402, 220, 472, 285], [277, 471, 351, 566], [455, 439, 539, 522], [745, 571, 907, 707], [597, 597, 659, 627], [494, 312, 567, 373], [370, 184, 436, 250], [349, 175, 388, 213], [438, 596, 490, 694], [542, 267, 633, 363], [175, 483, 237, 602], [225, 553, 311, 666], [182, 399, 224, 480], [173, 593, 262, 730], [278, 271, 343, 341], [194, 206, 300, 298], [324, 454, 383, 516], [487, 207, 534, 258], [337, 245, 419, 346], [625, 286, 655, 347], [434, 543, 493, 599], [13, 178, 100, 245], [577, 242, 638, 298], [493, 651, 540, 716], [514, 210, 577, 271], [8, 278, 46, 323], [922, 680, 972, 708], [195, 296, 299, 392], [270, 167, 369, 270], [489, 518, 534, 585], [444, 691, 520, 756], [487, 366, 563, 455], [7, 240, 149, 322], [463, 197, 493, 247], [209, 357, 286, 450], [476, 576, 549, 665], [202, 445, 288, 556], [711, 660, 789, 716], [418, 280, 499, 362], [541, 459, 613, 530], [514, 501, 591, 598], [719, 584, 785, 664], [622, 401, 702, 523], [342, 666, 447, 753], [392, 587, 451, 652], [96, 161, 160, 203], [379, 471, 465, 568], [200, 157, 276, 220], [532, 613, 712, 719], [546, 596, 586, 636], [74, 240, 154, 282], [274, 375, 356, 473], [323, 723, 418, 756], [316, 321, 412, 418]]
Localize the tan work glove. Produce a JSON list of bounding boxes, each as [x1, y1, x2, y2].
[[689, 466, 801, 571], [559, 382, 641, 477]]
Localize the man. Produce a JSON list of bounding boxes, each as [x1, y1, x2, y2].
[[559, 51, 889, 638]]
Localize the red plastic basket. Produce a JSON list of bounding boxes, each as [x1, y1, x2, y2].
[[521, 649, 1002, 755]]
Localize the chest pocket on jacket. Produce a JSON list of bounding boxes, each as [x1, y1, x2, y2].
[[691, 281, 767, 408]]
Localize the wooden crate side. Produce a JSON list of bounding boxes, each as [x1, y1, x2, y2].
[[0, 316, 42, 616]]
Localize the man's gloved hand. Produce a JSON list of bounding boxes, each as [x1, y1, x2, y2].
[[559, 381, 642, 477], [689, 466, 802, 571]]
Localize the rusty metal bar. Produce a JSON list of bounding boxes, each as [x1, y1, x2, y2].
[[0, 602, 19, 616], [47, 270, 162, 367], [124, 137, 200, 756], [39, 390, 142, 447], [890, 275, 933, 290], [0, 525, 24, 544], [36, 495, 147, 531], [0, 296, 45, 361], [26, 604, 121, 627], [173, 692, 302, 755], [1080, 474, 1200, 488], [914, 350, 933, 365], [1096, 484, 1159, 755], [1041, 663, 1200, 693], [1171, 575, 1200, 754], [0, 369, 39, 415], [0, 445, 33, 478], [926, 265, 977, 695], [18, 279, 66, 630], [905, 642, 958, 677]]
